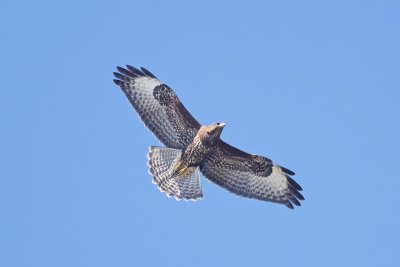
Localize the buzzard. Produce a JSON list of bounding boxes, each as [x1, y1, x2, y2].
[[113, 65, 304, 209]]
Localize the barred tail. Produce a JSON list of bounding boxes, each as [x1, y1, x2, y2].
[[147, 146, 203, 201]]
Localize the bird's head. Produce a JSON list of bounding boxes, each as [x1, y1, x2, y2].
[[200, 122, 226, 145]]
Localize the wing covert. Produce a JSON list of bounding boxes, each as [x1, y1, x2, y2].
[[113, 65, 201, 149]]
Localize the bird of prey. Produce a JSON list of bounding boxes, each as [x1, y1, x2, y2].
[[113, 65, 304, 209]]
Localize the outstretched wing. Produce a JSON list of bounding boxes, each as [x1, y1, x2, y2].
[[113, 65, 201, 149], [200, 141, 304, 209]]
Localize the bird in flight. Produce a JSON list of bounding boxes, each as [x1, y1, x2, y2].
[[113, 65, 304, 209]]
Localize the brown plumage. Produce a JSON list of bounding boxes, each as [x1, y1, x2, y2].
[[113, 65, 304, 208]]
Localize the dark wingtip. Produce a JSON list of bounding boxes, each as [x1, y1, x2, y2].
[[113, 72, 129, 82], [126, 65, 145, 76], [281, 166, 295, 176], [140, 67, 157, 79], [289, 195, 301, 206], [116, 66, 139, 78], [112, 72, 118, 77], [285, 201, 294, 209], [113, 79, 123, 86], [287, 176, 302, 191], [289, 186, 305, 201], [116, 66, 126, 73]]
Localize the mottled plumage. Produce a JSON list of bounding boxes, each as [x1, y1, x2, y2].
[[113, 65, 200, 149], [113, 65, 304, 209]]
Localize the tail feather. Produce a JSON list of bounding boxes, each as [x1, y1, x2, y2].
[[147, 146, 203, 200]]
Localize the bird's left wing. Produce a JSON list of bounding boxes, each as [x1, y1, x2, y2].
[[200, 141, 304, 209], [113, 66, 201, 149]]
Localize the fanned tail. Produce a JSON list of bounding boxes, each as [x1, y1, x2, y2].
[[147, 146, 203, 200]]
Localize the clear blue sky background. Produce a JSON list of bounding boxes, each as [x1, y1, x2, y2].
[[1, 1, 399, 266]]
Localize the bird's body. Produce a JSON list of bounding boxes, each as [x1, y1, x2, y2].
[[113, 65, 304, 209], [170, 124, 225, 177]]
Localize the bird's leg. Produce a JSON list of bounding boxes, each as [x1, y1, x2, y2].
[[170, 144, 198, 178], [169, 158, 192, 177]]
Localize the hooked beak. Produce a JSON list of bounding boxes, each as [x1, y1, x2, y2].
[[219, 122, 226, 128]]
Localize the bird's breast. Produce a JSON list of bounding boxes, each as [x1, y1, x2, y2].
[[181, 137, 212, 167]]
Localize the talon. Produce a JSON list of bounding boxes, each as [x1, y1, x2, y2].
[[177, 167, 190, 177]]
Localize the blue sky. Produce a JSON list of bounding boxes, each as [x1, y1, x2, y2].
[[1, 1, 399, 266]]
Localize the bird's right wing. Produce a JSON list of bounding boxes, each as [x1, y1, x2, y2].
[[113, 65, 201, 149], [201, 141, 304, 209]]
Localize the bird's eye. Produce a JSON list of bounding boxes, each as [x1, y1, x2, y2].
[[215, 123, 220, 126]]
